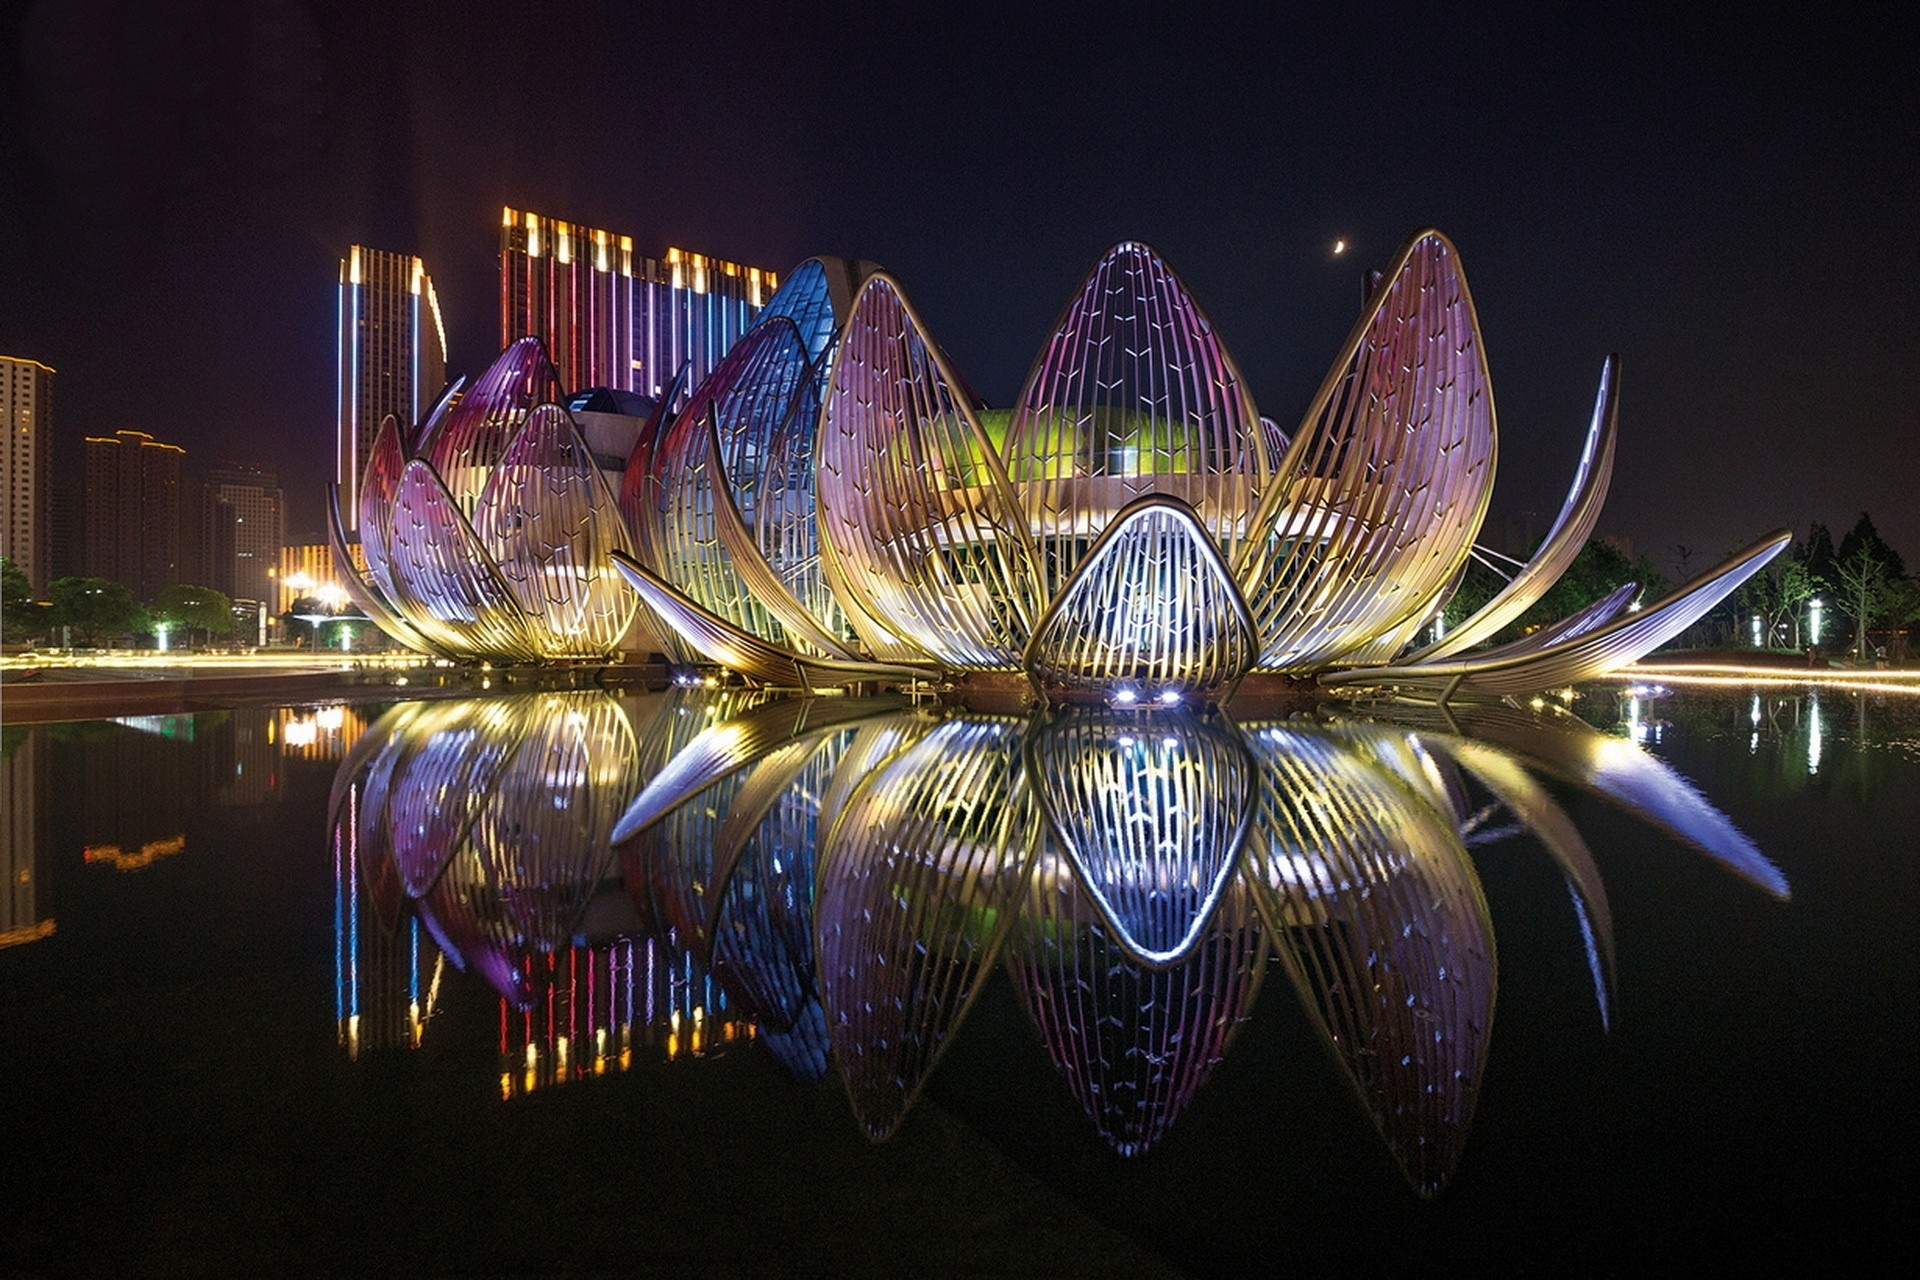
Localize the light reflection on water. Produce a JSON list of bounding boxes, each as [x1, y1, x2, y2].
[[4, 683, 1916, 1270]]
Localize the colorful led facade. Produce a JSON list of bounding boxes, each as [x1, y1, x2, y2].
[[337, 245, 447, 533], [2, 355, 54, 594], [500, 206, 776, 402]]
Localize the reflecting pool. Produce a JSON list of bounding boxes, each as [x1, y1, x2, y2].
[[3, 685, 1914, 1273]]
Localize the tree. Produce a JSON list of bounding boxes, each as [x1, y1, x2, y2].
[[0, 557, 35, 642], [150, 584, 234, 647], [1736, 555, 1823, 648], [48, 577, 145, 647], [1832, 547, 1918, 661]]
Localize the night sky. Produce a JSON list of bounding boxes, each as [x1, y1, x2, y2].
[[2, 1, 1914, 571]]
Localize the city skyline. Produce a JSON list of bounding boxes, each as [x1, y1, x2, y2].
[[0, 3, 1913, 564]]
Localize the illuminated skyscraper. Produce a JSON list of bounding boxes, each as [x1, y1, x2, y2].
[[336, 245, 447, 532], [499, 206, 775, 401], [84, 429, 184, 600], [2, 355, 54, 593]]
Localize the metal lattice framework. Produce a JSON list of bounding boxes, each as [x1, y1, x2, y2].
[[336, 337, 641, 662]]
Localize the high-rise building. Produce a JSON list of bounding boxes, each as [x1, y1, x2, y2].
[[2, 355, 55, 594], [337, 245, 447, 532], [499, 206, 776, 403], [202, 462, 285, 607], [84, 429, 184, 600]]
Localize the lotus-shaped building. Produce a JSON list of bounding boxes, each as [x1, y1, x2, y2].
[[619, 230, 1788, 702]]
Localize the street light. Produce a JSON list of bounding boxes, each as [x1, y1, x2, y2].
[[1809, 597, 1824, 646]]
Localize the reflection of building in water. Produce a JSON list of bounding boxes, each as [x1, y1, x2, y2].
[[212, 707, 280, 809], [1, 729, 54, 948], [498, 936, 749, 1099], [333, 780, 444, 1059], [81, 719, 194, 868], [277, 705, 367, 763]]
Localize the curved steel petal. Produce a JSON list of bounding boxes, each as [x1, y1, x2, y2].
[[1026, 709, 1256, 966], [817, 273, 1047, 668], [1006, 855, 1266, 1156], [327, 482, 448, 657], [815, 716, 1040, 1140], [610, 551, 930, 688], [646, 321, 821, 647], [384, 459, 545, 661], [1242, 723, 1496, 1197], [1406, 355, 1621, 663], [1001, 242, 1272, 588], [417, 336, 565, 518], [1025, 495, 1258, 700], [356, 415, 409, 608], [1240, 230, 1497, 671], [1320, 533, 1790, 698], [472, 403, 637, 658]]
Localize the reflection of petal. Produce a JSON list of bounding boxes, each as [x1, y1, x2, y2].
[[1006, 860, 1266, 1155], [384, 460, 545, 661], [1027, 709, 1255, 965], [1243, 724, 1495, 1197], [817, 274, 1046, 667], [1322, 533, 1791, 698], [708, 730, 856, 1059], [472, 404, 637, 658], [816, 718, 1040, 1140], [386, 701, 519, 898], [1001, 242, 1271, 586], [417, 861, 534, 1009], [1026, 496, 1258, 699], [611, 695, 909, 844], [467, 695, 639, 950], [1406, 356, 1621, 663], [1373, 702, 1789, 898], [417, 336, 565, 517], [1420, 733, 1616, 1030], [1241, 231, 1496, 671]]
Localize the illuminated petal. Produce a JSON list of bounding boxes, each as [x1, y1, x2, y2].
[[1242, 724, 1495, 1197], [1320, 533, 1790, 699], [1241, 231, 1496, 670], [383, 459, 544, 661], [646, 322, 821, 646], [1003, 242, 1271, 589], [1407, 355, 1621, 662], [356, 415, 408, 606], [817, 273, 1046, 667], [417, 336, 564, 518], [1027, 709, 1255, 966], [612, 550, 930, 687], [1025, 496, 1258, 699], [328, 483, 447, 657], [756, 256, 878, 365], [816, 717, 1040, 1139], [471, 404, 637, 658]]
